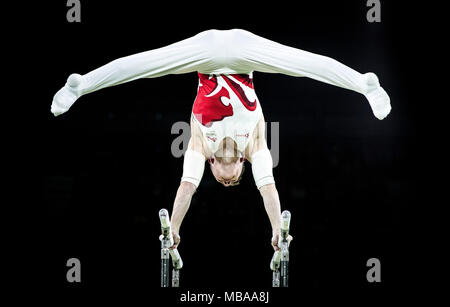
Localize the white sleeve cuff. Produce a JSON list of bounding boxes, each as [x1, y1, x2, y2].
[[251, 148, 275, 189], [181, 149, 206, 188]]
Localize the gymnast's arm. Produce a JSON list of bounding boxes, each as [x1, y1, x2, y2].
[[169, 179, 196, 249], [169, 120, 206, 248], [247, 117, 282, 251], [233, 29, 391, 120]]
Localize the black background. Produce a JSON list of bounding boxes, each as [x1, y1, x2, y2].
[[10, 0, 429, 303]]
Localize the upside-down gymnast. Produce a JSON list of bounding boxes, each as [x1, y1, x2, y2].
[[51, 29, 391, 251]]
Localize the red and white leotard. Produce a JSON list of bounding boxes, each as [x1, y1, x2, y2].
[[192, 72, 262, 153]]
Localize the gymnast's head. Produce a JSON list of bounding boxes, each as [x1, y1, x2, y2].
[[208, 138, 245, 187]]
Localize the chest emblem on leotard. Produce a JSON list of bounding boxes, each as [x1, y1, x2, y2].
[[206, 136, 217, 142], [236, 132, 250, 138], [193, 73, 257, 127]]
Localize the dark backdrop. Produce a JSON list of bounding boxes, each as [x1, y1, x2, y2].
[[12, 0, 425, 303]]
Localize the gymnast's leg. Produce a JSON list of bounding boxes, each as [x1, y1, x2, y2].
[[51, 31, 213, 116]]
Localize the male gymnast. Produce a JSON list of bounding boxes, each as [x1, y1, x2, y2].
[[51, 29, 391, 251]]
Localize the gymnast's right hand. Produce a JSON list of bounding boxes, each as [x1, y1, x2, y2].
[[271, 233, 293, 251], [51, 73, 83, 116], [169, 232, 181, 250]]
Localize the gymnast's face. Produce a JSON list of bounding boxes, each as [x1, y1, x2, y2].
[[208, 156, 245, 187]]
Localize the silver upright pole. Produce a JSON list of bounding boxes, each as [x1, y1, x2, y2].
[[159, 209, 172, 287], [280, 210, 291, 287], [159, 208, 183, 287], [270, 210, 291, 287], [161, 240, 170, 287]]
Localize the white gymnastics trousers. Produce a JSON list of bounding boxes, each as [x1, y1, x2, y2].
[[51, 29, 391, 120]]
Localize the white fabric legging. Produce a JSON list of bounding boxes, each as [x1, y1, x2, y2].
[[51, 29, 391, 119]]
